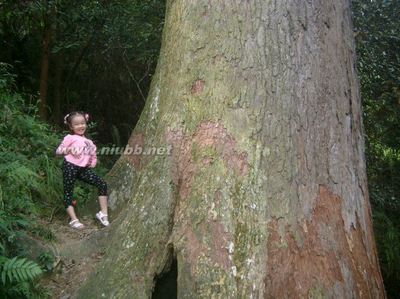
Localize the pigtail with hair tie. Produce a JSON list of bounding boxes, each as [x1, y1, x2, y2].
[[84, 113, 89, 122], [63, 113, 70, 125]]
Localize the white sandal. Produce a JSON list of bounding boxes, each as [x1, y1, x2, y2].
[[69, 219, 84, 230], [96, 211, 109, 227]]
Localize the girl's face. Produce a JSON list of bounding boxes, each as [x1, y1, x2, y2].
[[69, 115, 87, 135]]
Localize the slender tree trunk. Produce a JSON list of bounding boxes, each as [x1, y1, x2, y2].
[[52, 52, 63, 124], [38, 4, 52, 120], [77, 0, 385, 298]]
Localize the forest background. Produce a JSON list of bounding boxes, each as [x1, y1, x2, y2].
[[0, 0, 399, 298]]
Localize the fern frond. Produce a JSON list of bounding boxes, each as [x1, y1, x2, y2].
[[0, 256, 42, 285]]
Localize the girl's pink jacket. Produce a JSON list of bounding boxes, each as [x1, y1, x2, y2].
[[56, 134, 97, 168]]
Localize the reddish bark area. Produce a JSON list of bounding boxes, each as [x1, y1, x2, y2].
[[183, 220, 231, 273], [165, 121, 249, 201], [265, 185, 384, 298], [191, 79, 205, 96], [164, 121, 248, 277], [124, 133, 144, 170]]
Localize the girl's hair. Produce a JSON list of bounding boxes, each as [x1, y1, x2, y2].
[[63, 111, 89, 126]]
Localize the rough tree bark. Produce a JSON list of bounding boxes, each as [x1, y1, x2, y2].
[[77, 0, 385, 298]]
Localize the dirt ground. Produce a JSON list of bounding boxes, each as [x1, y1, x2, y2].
[[40, 215, 106, 299]]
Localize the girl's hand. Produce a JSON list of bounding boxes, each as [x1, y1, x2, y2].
[[87, 156, 93, 167], [67, 147, 81, 158]]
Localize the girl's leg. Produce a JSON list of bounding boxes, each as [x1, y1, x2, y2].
[[66, 205, 79, 221], [98, 195, 108, 216], [62, 160, 81, 224], [77, 168, 108, 216]]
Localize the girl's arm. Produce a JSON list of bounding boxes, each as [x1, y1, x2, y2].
[[89, 143, 97, 168], [56, 135, 73, 155]]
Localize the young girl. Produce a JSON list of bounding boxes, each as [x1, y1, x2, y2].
[[56, 111, 109, 229]]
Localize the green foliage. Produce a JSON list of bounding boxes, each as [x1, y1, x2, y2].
[[0, 91, 63, 215], [0, 279, 50, 299], [0, 62, 16, 90], [28, 224, 55, 242], [353, 0, 400, 151], [353, 0, 400, 297], [0, 73, 62, 297], [0, 0, 166, 145], [37, 252, 55, 272], [0, 257, 43, 285], [60, 0, 166, 144], [0, 256, 47, 299], [373, 211, 400, 274]]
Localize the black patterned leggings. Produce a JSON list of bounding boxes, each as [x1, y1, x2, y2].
[[62, 159, 107, 208]]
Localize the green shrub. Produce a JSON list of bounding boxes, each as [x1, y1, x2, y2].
[[0, 72, 62, 298]]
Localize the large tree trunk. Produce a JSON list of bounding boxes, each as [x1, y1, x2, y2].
[[77, 0, 385, 298]]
